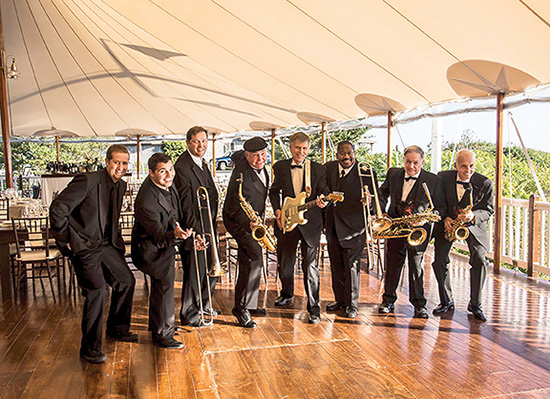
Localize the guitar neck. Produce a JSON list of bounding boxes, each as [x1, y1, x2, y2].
[[297, 199, 318, 212]]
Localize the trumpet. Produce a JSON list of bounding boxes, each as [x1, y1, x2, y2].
[[193, 186, 228, 326], [237, 174, 277, 252], [445, 189, 473, 242], [372, 182, 440, 246]]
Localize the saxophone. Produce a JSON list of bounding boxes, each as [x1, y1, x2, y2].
[[372, 182, 441, 246], [237, 173, 277, 252], [445, 190, 473, 242]]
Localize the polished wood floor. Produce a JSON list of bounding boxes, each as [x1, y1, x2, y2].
[[2, 248, 550, 398]]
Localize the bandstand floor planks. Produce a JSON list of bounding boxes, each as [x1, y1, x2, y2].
[[2, 248, 550, 399]]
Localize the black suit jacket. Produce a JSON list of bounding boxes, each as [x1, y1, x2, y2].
[[131, 177, 183, 280], [434, 170, 494, 249], [50, 169, 126, 254], [269, 158, 329, 247], [325, 161, 378, 249], [223, 158, 269, 241], [379, 167, 440, 249], [174, 150, 219, 250]]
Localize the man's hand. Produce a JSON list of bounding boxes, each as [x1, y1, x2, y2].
[[361, 186, 372, 207], [444, 217, 454, 232], [316, 194, 329, 208], [275, 209, 282, 230], [195, 234, 209, 251], [174, 222, 193, 240], [250, 221, 261, 231], [460, 210, 475, 223]]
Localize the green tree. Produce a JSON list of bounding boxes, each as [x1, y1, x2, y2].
[[162, 140, 186, 160]]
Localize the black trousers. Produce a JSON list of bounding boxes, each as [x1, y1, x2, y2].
[[382, 237, 427, 308], [327, 228, 363, 308], [71, 243, 135, 352], [149, 265, 175, 339], [279, 228, 320, 314], [432, 233, 488, 306], [179, 248, 217, 324], [234, 232, 263, 312]]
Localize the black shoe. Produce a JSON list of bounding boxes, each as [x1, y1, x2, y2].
[[413, 307, 429, 319], [202, 307, 221, 316], [232, 308, 257, 328], [153, 336, 184, 349], [249, 308, 267, 316], [326, 301, 345, 312], [308, 312, 321, 324], [80, 348, 107, 363], [106, 330, 138, 342], [467, 302, 487, 322], [345, 306, 358, 318], [274, 296, 293, 307], [378, 302, 395, 314], [433, 302, 455, 315]]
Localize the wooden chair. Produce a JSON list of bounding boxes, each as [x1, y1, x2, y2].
[[0, 197, 9, 220], [119, 212, 148, 290], [11, 217, 64, 301]]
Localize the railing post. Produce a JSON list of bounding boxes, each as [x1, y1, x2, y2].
[[527, 195, 539, 278]]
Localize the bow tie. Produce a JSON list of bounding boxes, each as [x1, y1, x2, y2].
[[456, 181, 470, 187], [405, 176, 417, 182], [290, 164, 302, 169]]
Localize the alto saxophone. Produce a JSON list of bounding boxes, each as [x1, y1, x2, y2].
[[237, 173, 277, 252], [445, 190, 473, 242]]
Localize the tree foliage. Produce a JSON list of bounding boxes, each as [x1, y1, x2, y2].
[[162, 140, 187, 161]]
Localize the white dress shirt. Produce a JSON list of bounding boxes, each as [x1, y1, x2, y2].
[[290, 160, 304, 196], [401, 171, 421, 202], [456, 179, 470, 202]]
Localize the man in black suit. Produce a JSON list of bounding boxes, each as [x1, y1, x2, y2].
[[432, 149, 494, 321], [325, 141, 379, 318], [223, 137, 270, 328], [50, 145, 137, 363], [132, 153, 194, 348], [173, 126, 220, 327], [377, 145, 439, 319], [269, 132, 329, 324]]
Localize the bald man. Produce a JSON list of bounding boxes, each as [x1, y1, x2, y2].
[[432, 150, 494, 321]]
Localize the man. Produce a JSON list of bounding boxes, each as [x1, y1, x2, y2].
[[325, 141, 379, 318], [174, 126, 219, 327], [377, 145, 439, 319], [269, 132, 329, 324], [50, 144, 137, 364], [223, 137, 270, 328], [132, 153, 194, 348], [432, 149, 494, 321]]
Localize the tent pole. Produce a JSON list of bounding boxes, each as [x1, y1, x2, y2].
[[271, 129, 275, 181], [387, 112, 393, 170], [56, 136, 60, 163], [321, 122, 326, 164], [136, 135, 141, 180], [493, 92, 505, 274], [212, 133, 216, 178], [0, 7, 13, 188]]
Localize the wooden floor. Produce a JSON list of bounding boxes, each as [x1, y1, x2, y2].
[[2, 249, 550, 399]]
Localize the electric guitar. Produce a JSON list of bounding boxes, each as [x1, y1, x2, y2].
[[281, 192, 344, 233]]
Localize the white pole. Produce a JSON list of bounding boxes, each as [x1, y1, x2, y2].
[[430, 113, 442, 173]]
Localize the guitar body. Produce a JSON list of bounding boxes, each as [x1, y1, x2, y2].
[[281, 192, 308, 233]]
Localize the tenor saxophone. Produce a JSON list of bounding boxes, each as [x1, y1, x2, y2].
[[445, 190, 473, 242], [237, 173, 277, 252]]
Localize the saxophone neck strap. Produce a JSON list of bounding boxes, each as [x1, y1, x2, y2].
[[304, 159, 312, 197]]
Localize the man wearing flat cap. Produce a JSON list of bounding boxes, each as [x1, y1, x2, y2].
[[223, 137, 270, 328]]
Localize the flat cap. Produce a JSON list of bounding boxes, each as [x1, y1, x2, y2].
[[243, 137, 267, 152]]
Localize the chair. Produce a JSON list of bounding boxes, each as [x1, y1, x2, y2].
[[0, 197, 8, 220], [11, 217, 64, 301], [316, 232, 329, 269], [226, 236, 239, 282], [119, 212, 148, 290]]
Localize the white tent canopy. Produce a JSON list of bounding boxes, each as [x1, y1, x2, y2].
[[2, 0, 550, 137]]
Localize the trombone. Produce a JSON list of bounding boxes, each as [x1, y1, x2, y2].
[[192, 186, 228, 326]]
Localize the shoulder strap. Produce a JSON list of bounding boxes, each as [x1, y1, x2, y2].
[[304, 159, 312, 196]]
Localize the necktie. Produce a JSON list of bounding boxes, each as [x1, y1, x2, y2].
[[291, 164, 302, 169], [340, 170, 346, 179], [456, 181, 470, 187], [405, 176, 417, 182]]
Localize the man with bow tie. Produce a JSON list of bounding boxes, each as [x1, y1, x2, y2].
[[269, 132, 329, 324], [174, 126, 220, 327], [377, 145, 439, 319], [431, 149, 494, 321]]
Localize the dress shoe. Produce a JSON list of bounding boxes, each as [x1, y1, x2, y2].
[[248, 308, 267, 316], [413, 307, 429, 319], [153, 336, 184, 349], [202, 307, 222, 316], [80, 348, 107, 363], [106, 330, 138, 342], [326, 301, 345, 312], [232, 308, 257, 328], [432, 302, 455, 315], [308, 312, 321, 324], [467, 302, 487, 322], [378, 302, 395, 314], [345, 306, 358, 318], [274, 296, 293, 307]]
